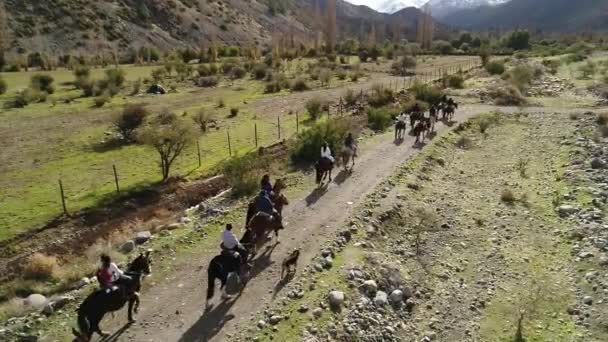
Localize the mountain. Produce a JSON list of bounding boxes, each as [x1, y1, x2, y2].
[[443, 0, 608, 31], [2, 0, 444, 57], [424, 0, 509, 19]]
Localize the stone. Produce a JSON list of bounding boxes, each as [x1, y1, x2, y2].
[[42, 304, 53, 316], [363, 280, 378, 294], [374, 291, 388, 306], [24, 294, 47, 310], [134, 231, 152, 244], [591, 158, 605, 169], [312, 307, 323, 319], [298, 304, 309, 313], [558, 205, 578, 216], [389, 290, 404, 303], [166, 223, 182, 231], [599, 255, 608, 266], [328, 291, 345, 309], [269, 315, 282, 325], [583, 296, 593, 305], [50, 295, 73, 310], [322, 256, 333, 269], [75, 277, 90, 289], [180, 217, 192, 224], [257, 320, 266, 329], [120, 240, 136, 253]]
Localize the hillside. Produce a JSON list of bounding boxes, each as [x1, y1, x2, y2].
[[425, 0, 508, 19], [442, 0, 608, 31], [2, 0, 442, 57]]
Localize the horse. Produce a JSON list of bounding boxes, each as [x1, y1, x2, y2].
[[246, 211, 284, 254], [315, 157, 334, 186], [413, 119, 428, 144], [443, 105, 456, 121], [205, 236, 252, 309], [340, 145, 356, 171], [395, 120, 406, 140], [71, 252, 152, 342]]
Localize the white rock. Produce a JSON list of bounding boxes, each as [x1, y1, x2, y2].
[[120, 240, 135, 253], [374, 291, 388, 306], [389, 289, 404, 303], [134, 231, 152, 244], [328, 291, 345, 309], [363, 280, 378, 294], [24, 294, 47, 310]]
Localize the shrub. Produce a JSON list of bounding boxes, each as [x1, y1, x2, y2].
[[151, 68, 166, 82], [193, 109, 214, 132], [23, 253, 58, 280], [578, 61, 597, 79], [391, 56, 416, 76], [229, 107, 239, 117], [368, 84, 394, 107], [197, 64, 212, 77], [503, 65, 537, 92], [223, 152, 271, 198], [447, 75, 465, 89], [411, 81, 443, 105], [485, 61, 505, 75], [488, 84, 527, 106], [500, 189, 516, 203], [105, 68, 126, 89], [291, 118, 350, 163], [290, 78, 309, 92], [305, 98, 324, 120], [597, 113, 608, 126], [336, 69, 347, 80], [114, 104, 149, 141], [252, 64, 269, 80], [197, 76, 218, 87], [319, 68, 332, 87], [130, 78, 142, 96], [542, 59, 561, 75], [31, 74, 55, 94], [94, 94, 110, 107], [217, 98, 225, 108], [0, 76, 6, 94], [367, 106, 398, 131], [349, 71, 362, 82], [344, 88, 357, 107], [221, 62, 237, 75], [339, 56, 348, 64], [265, 81, 282, 93], [73, 65, 91, 79], [12, 88, 47, 107], [231, 66, 247, 79], [455, 135, 473, 149]]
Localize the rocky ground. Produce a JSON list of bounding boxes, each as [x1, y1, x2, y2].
[[244, 109, 608, 342]]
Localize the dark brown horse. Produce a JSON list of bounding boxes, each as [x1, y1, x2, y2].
[[413, 119, 429, 144], [244, 181, 289, 253], [72, 252, 152, 342], [315, 157, 334, 186], [395, 120, 406, 140]]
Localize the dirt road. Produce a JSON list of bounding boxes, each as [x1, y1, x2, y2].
[[102, 104, 499, 342]]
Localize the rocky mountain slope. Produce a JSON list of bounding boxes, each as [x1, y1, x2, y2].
[[442, 0, 608, 31], [425, 0, 508, 19], [2, 0, 441, 57]]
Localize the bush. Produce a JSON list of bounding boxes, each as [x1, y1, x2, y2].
[[193, 109, 215, 132], [114, 104, 149, 141], [221, 62, 237, 75], [23, 253, 58, 280], [94, 94, 110, 107], [197, 76, 218, 87], [291, 118, 351, 163], [488, 84, 527, 106], [252, 64, 269, 80], [223, 152, 271, 198], [368, 85, 394, 107], [290, 78, 309, 92], [503, 65, 538, 92], [265, 81, 282, 93], [229, 107, 239, 117], [336, 69, 347, 80], [391, 56, 416, 76], [231, 66, 247, 79], [411, 81, 443, 105], [105, 69, 126, 89], [319, 68, 332, 87], [197, 64, 213, 77], [541, 59, 561, 75], [367, 106, 398, 131], [344, 88, 357, 107], [455, 135, 473, 149], [578, 61, 597, 79], [500, 189, 516, 203], [447, 75, 465, 89], [0, 76, 6, 94], [12, 88, 47, 107], [598, 113, 608, 126], [486, 61, 505, 75], [218, 98, 225, 108], [305, 98, 324, 120], [31, 74, 55, 94]]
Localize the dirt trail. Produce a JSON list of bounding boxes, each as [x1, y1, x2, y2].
[[101, 104, 501, 342]]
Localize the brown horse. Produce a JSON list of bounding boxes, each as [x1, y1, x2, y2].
[[243, 181, 289, 254], [315, 157, 334, 186], [340, 146, 356, 171], [395, 120, 406, 140], [413, 119, 428, 144]]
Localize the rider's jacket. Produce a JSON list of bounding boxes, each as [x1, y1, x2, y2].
[[255, 191, 274, 214]]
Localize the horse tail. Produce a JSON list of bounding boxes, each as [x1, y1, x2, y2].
[[245, 202, 254, 228], [206, 259, 221, 300], [315, 162, 322, 184]]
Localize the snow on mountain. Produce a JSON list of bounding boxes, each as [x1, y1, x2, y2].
[[425, 0, 510, 18], [377, 0, 427, 13]]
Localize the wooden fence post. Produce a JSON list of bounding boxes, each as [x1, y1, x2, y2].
[[196, 140, 201, 167], [59, 179, 67, 215], [277, 116, 281, 140], [255, 123, 258, 147], [296, 112, 299, 134], [113, 164, 120, 193], [227, 130, 232, 156]]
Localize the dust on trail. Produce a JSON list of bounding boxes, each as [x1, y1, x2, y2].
[[99, 104, 502, 342]]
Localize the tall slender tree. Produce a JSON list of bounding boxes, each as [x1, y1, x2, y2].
[[326, 0, 337, 53]]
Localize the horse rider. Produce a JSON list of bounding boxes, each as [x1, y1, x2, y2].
[[429, 105, 437, 119], [344, 133, 357, 156], [221, 223, 248, 264], [321, 142, 335, 163], [254, 189, 282, 227], [260, 174, 273, 195], [397, 111, 407, 124], [97, 254, 130, 297]]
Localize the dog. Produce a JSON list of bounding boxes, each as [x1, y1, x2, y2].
[[280, 249, 300, 279]]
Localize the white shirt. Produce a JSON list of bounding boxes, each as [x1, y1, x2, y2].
[[108, 263, 123, 282], [398, 114, 406, 123], [222, 229, 239, 249], [321, 147, 332, 159]]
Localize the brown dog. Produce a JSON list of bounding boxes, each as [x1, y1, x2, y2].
[[281, 249, 300, 279]]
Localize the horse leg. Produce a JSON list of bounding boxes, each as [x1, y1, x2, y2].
[[220, 275, 232, 300], [328, 169, 332, 182], [93, 317, 109, 338], [127, 295, 138, 323]]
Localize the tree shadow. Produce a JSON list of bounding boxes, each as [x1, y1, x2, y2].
[[86, 138, 128, 153], [305, 185, 329, 207]]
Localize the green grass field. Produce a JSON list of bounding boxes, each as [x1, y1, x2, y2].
[[0, 56, 476, 241]]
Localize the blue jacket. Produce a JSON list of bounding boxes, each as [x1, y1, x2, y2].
[[255, 191, 273, 214]]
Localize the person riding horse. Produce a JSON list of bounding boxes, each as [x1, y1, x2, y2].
[[260, 174, 273, 196], [344, 133, 357, 156], [321, 142, 335, 164], [97, 254, 131, 298], [253, 189, 282, 227], [221, 223, 248, 265], [410, 103, 423, 128]]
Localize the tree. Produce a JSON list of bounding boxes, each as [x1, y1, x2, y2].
[[114, 104, 149, 142], [391, 56, 416, 76], [139, 118, 195, 181], [432, 40, 453, 55], [193, 109, 215, 133], [506, 30, 530, 50], [479, 45, 491, 67]]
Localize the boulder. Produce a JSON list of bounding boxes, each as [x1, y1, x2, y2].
[[269, 315, 282, 325], [583, 296, 593, 305], [75, 277, 91, 289], [389, 289, 404, 304], [362, 280, 378, 294], [558, 205, 578, 217], [120, 240, 136, 253], [134, 231, 152, 244], [312, 307, 323, 319], [24, 294, 47, 310], [328, 291, 345, 309], [374, 291, 388, 306], [257, 320, 266, 329], [591, 158, 605, 169]]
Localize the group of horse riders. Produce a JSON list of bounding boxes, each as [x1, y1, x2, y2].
[[395, 95, 458, 143]]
